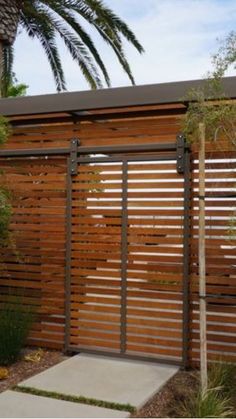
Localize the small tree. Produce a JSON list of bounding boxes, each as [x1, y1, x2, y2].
[[182, 34, 236, 393], [182, 79, 236, 147], [183, 30, 236, 146]]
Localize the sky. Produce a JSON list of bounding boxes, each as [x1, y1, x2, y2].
[[14, 0, 236, 95]]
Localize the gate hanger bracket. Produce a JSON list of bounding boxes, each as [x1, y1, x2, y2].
[[70, 138, 80, 175], [176, 133, 186, 174]]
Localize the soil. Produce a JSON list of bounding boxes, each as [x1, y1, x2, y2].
[[132, 369, 199, 418], [0, 347, 66, 394]]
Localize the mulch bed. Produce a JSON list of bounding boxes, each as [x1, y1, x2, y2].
[[133, 369, 199, 418], [0, 347, 67, 394]]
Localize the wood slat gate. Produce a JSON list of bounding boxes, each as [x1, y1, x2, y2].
[[66, 139, 191, 366]]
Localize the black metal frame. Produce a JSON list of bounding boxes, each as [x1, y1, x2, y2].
[[64, 156, 73, 351], [176, 133, 185, 174], [0, 147, 71, 158], [0, 136, 191, 368], [120, 158, 128, 354], [67, 347, 181, 366], [65, 137, 191, 368]]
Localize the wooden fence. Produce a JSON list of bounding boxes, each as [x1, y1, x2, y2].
[[0, 103, 235, 365]]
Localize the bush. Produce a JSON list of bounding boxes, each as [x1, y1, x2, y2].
[[178, 360, 236, 418], [0, 187, 12, 247], [208, 361, 236, 397], [0, 116, 10, 145], [178, 362, 236, 418], [0, 298, 34, 366], [180, 387, 233, 418]]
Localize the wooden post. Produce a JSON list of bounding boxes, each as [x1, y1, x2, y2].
[[199, 122, 207, 393]]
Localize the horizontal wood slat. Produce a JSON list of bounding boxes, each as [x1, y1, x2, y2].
[[0, 104, 235, 362], [0, 156, 67, 350], [189, 153, 236, 363], [68, 157, 185, 361]]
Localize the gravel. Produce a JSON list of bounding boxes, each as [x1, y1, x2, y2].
[[132, 370, 198, 418], [0, 348, 66, 394]]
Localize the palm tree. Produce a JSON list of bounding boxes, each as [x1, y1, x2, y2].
[[0, 0, 144, 94]]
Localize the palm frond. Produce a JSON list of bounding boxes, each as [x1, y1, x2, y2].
[[89, 22, 135, 84], [45, 14, 103, 88], [5, 0, 144, 90], [83, 0, 144, 53], [65, 0, 137, 84], [41, 0, 111, 86], [20, 4, 66, 91], [27, 3, 103, 89]]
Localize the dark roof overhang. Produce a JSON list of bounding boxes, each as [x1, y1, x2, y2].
[[0, 76, 235, 117]]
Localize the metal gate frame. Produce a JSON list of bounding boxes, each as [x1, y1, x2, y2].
[[64, 135, 191, 368]]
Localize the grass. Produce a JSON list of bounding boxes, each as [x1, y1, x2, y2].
[[208, 361, 236, 396], [180, 386, 234, 418], [178, 362, 236, 418], [14, 386, 136, 413]]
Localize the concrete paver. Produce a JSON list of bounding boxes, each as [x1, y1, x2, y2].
[[20, 354, 178, 409], [0, 390, 129, 418]]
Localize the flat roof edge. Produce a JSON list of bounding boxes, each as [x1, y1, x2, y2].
[[0, 76, 236, 117]]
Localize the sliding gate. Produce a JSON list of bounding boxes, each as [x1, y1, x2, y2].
[[66, 137, 190, 366]]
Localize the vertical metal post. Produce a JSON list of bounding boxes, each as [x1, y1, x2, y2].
[[70, 138, 80, 175], [64, 139, 79, 352], [120, 158, 128, 353], [176, 133, 185, 174], [64, 157, 72, 352], [182, 145, 191, 369]]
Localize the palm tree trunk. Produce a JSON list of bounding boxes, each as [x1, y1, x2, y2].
[[0, 1, 20, 45], [0, 0, 23, 98], [0, 41, 3, 98]]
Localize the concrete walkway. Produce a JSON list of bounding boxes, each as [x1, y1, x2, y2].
[[0, 354, 178, 418], [0, 391, 129, 418], [20, 354, 178, 409]]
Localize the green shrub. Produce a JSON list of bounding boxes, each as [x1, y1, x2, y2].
[[178, 362, 236, 418], [0, 116, 11, 145], [0, 298, 34, 366], [0, 187, 12, 246], [180, 387, 233, 418], [208, 361, 236, 397]]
